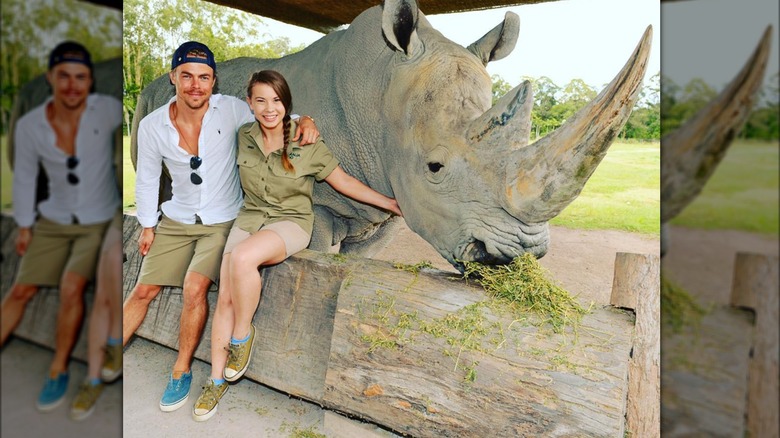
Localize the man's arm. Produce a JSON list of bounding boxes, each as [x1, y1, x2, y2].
[[134, 121, 164, 255], [12, 121, 40, 255], [292, 115, 319, 146]]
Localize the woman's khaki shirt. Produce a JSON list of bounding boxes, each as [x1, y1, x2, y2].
[[234, 119, 339, 235]]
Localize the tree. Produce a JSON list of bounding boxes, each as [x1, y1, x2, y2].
[[491, 74, 512, 105], [0, 0, 120, 134], [122, 0, 310, 135]]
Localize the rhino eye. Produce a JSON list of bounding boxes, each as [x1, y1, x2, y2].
[[427, 162, 444, 173]]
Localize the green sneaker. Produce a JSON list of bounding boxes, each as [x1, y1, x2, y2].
[[192, 380, 228, 422], [224, 324, 255, 382], [69, 381, 104, 421], [101, 344, 123, 382]]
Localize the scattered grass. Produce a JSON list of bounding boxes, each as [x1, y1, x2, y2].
[[393, 260, 435, 275], [359, 254, 590, 382], [671, 140, 779, 236], [551, 141, 660, 236], [461, 253, 590, 334], [661, 276, 706, 333], [289, 426, 326, 438]]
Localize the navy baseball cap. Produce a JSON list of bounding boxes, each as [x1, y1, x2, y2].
[[171, 41, 217, 72], [49, 41, 92, 70]]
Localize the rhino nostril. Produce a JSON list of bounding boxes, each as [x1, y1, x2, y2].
[[427, 162, 444, 173]]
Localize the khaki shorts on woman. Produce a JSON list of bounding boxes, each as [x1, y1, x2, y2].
[[223, 220, 310, 257]]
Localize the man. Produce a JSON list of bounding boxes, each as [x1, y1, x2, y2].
[[0, 41, 123, 412], [123, 41, 319, 412]]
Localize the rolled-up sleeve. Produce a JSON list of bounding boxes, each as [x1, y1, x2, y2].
[[309, 140, 340, 182], [134, 120, 163, 228], [12, 121, 40, 228]]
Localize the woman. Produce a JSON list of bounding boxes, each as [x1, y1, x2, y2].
[[192, 70, 401, 421]]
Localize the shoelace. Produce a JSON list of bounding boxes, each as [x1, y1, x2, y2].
[[225, 344, 244, 366], [104, 346, 115, 367], [75, 384, 100, 403], [168, 375, 185, 390], [199, 383, 219, 405]]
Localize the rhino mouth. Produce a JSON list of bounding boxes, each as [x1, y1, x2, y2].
[[450, 214, 550, 272]]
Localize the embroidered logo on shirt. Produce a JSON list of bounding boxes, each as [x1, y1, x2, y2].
[[288, 152, 300, 159]]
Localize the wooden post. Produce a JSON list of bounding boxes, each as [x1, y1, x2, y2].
[[731, 252, 779, 438], [610, 252, 660, 437]]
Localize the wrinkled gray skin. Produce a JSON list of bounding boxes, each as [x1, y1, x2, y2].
[[133, 0, 651, 270], [660, 27, 772, 256]]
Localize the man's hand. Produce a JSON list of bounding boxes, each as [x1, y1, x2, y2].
[[138, 227, 155, 256], [15, 227, 32, 256], [293, 115, 319, 146]]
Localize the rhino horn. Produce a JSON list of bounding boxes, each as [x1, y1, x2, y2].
[[660, 26, 772, 223], [468, 80, 533, 148], [501, 26, 653, 223]]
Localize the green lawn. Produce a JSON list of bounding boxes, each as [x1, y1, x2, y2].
[[123, 136, 136, 210], [551, 141, 660, 235], [670, 140, 779, 236]]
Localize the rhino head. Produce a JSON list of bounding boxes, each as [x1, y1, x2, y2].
[[376, 0, 652, 268]]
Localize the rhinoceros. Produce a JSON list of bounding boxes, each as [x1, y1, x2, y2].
[[132, 0, 652, 270], [660, 27, 772, 255]]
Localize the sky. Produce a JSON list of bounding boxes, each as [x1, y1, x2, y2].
[[260, 0, 661, 91], [661, 0, 779, 90]]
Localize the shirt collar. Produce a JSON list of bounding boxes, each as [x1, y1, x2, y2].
[[245, 119, 301, 151]]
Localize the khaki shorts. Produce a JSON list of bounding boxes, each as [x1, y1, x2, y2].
[[108, 209, 123, 231], [16, 217, 110, 286], [137, 215, 233, 287], [223, 221, 310, 258]]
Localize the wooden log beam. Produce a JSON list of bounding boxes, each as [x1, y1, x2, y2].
[[731, 252, 779, 438], [610, 252, 660, 437], [0, 214, 92, 360], [6, 215, 640, 436]]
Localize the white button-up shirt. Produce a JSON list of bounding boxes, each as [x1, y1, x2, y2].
[[13, 94, 122, 228], [135, 94, 254, 228]]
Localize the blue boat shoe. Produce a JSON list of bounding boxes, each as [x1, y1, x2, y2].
[[159, 370, 192, 412], [37, 372, 69, 412]]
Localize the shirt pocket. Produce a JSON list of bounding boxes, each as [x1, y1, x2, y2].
[[237, 148, 261, 193], [269, 159, 307, 200]]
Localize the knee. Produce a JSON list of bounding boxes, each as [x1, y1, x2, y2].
[[59, 281, 86, 303], [6, 284, 38, 303], [229, 248, 257, 273], [129, 284, 161, 302], [181, 279, 209, 308]]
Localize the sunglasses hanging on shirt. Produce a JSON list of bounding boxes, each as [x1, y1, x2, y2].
[[190, 156, 202, 185], [67, 156, 79, 185]]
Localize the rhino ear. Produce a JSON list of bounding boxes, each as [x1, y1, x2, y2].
[[382, 0, 422, 56], [467, 12, 519, 66]]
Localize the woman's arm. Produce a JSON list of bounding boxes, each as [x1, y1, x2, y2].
[[324, 166, 402, 216]]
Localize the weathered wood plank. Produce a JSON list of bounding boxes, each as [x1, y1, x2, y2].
[[731, 252, 779, 438], [123, 215, 342, 401], [121, 216, 637, 436], [0, 214, 92, 360], [611, 252, 660, 437], [322, 258, 635, 437], [661, 307, 754, 437]]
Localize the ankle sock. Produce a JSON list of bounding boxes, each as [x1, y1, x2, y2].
[[88, 377, 102, 386], [212, 378, 225, 385], [106, 337, 121, 346], [231, 332, 250, 344]]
